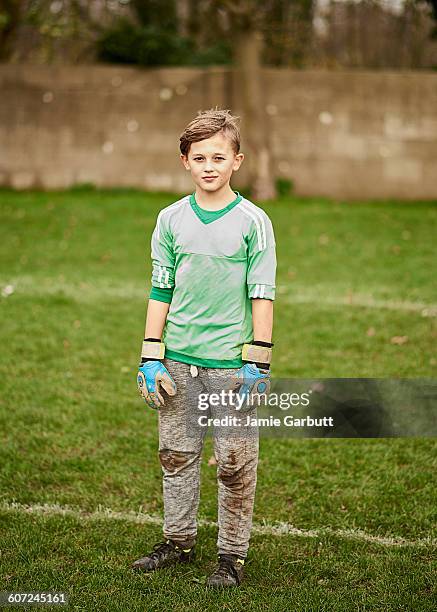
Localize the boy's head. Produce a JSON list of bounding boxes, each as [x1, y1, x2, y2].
[[180, 108, 244, 194]]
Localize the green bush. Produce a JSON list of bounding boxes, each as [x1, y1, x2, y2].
[[190, 41, 232, 66], [275, 177, 294, 197], [97, 19, 231, 67], [97, 19, 193, 66]]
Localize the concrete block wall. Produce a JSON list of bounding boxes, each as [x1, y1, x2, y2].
[[1, 64, 436, 199], [262, 69, 437, 199]]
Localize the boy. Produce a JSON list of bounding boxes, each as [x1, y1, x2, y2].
[[132, 109, 276, 588]]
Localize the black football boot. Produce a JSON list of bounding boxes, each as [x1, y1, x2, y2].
[[132, 539, 195, 572], [206, 554, 245, 587]]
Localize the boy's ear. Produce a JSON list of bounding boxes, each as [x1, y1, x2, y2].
[[233, 152, 244, 171], [180, 154, 190, 170]]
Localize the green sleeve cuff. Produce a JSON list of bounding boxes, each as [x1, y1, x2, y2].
[[150, 286, 174, 303]]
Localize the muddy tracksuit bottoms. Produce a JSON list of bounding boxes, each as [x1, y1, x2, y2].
[[157, 358, 259, 558]]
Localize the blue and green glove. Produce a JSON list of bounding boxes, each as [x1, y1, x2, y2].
[[230, 341, 273, 408], [137, 338, 177, 410]]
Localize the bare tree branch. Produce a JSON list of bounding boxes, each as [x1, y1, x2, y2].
[[213, 0, 253, 17]]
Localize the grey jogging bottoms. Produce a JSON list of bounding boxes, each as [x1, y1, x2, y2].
[[157, 358, 259, 558]]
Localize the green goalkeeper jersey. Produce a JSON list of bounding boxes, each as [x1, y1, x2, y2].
[[149, 191, 276, 368]]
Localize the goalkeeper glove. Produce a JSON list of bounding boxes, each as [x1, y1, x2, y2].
[[137, 338, 177, 410], [230, 341, 273, 406]]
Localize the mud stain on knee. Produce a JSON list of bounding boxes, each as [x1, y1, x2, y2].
[[218, 448, 242, 485], [218, 467, 246, 513], [159, 449, 190, 473], [218, 465, 245, 497], [218, 468, 238, 486]]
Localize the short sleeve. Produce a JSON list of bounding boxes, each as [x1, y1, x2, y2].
[[246, 211, 276, 300], [151, 211, 175, 291]]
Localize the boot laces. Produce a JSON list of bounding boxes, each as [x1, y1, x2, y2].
[[215, 554, 241, 582], [149, 540, 176, 562]]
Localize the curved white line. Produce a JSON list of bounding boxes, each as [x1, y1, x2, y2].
[[1, 501, 433, 548]]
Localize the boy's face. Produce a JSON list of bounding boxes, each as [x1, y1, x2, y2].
[[180, 132, 244, 194]]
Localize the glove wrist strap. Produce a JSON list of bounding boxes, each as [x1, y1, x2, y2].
[[242, 343, 273, 369], [141, 338, 165, 361]]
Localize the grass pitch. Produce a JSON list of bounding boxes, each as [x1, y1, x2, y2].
[[0, 189, 436, 611]]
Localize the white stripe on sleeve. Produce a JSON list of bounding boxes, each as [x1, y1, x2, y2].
[[238, 204, 264, 251], [239, 200, 266, 250]]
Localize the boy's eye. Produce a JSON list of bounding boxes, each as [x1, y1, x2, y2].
[[193, 156, 225, 161]]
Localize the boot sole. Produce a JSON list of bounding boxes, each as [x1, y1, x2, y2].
[[132, 554, 195, 573], [206, 580, 241, 588]]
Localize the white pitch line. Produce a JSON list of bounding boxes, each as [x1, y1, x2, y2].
[[282, 293, 437, 316], [2, 277, 436, 316], [1, 501, 435, 549]]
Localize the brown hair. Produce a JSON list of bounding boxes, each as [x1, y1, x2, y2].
[[179, 108, 241, 157]]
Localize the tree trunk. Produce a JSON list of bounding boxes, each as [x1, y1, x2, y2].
[[0, 0, 22, 60], [232, 27, 276, 201]]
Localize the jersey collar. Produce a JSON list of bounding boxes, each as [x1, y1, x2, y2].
[[189, 191, 242, 225]]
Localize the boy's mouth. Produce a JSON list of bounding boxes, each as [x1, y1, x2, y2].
[[202, 176, 218, 181]]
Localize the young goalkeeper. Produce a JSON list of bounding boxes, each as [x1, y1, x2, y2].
[[132, 108, 276, 588]]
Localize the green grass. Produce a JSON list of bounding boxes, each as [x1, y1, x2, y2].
[[0, 189, 436, 611]]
